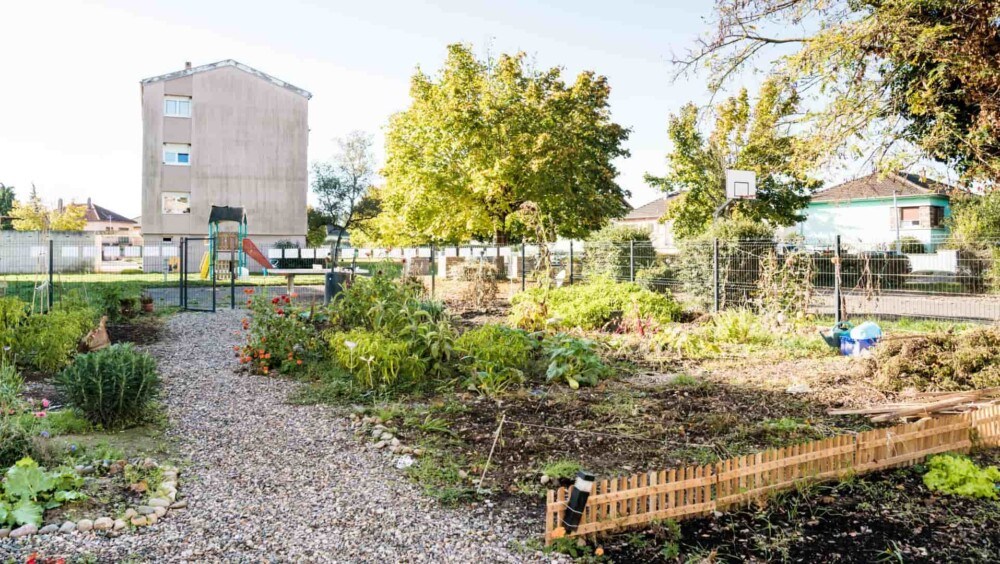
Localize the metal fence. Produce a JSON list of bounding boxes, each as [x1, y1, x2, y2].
[[2, 234, 997, 321]]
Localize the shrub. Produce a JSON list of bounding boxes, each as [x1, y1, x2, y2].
[[16, 306, 97, 373], [0, 457, 86, 527], [707, 309, 773, 345], [332, 274, 424, 332], [542, 334, 610, 389], [675, 218, 775, 309], [240, 292, 319, 375], [327, 329, 426, 392], [510, 279, 682, 331], [898, 236, 927, 254], [398, 307, 457, 379], [583, 224, 656, 280], [94, 283, 141, 322], [0, 418, 32, 469], [0, 297, 27, 354], [635, 259, 678, 294], [56, 343, 160, 428], [0, 357, 24, 413], [923, 454, 1000, 499], [455, 325, 536, 395]]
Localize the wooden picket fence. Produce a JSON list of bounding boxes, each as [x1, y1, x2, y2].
[[545, 405, 1000, 542]]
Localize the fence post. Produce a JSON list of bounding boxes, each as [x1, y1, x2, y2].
[[230, 255, 236, 310], [629, 240, 635, 282], [179, 238, 186, 309], [48, 239, 54, 312], [568, 240, 574, 286], [521, 244, 526, 291], [834, 235, 842, 323], [430, 245, 436, 298], [713, 238, 720, 313]]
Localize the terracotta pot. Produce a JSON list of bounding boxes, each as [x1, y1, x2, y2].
[[142, 302, 154, 313]]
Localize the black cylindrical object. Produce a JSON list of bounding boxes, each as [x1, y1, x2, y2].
[[561, 471, 595, 533], [324, 271, 346, 304]]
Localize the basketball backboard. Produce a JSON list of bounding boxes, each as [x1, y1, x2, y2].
[[725, 169, 757, 200]]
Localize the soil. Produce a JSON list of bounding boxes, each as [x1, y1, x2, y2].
[[106, 314, 164, 346], [388, 377, 873, 507], [601, 449, 1000, 563]]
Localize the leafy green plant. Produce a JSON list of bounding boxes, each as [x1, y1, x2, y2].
[[0, 357, 23, 413], [707, 309, 773, 345], [94, 283, 142, 322], [15, 305, 97, 372], [398, 306, 456, 379], [123, 462, 164, 496], [455, 325, 536, 396], [653, 326, 721, 359], [327, 329, 427, 393], [0, 296, 27, 354], [510, 279, 681, 331], [331, 274, 424, 332], [0, 457, 85, 527], [923, 454, 1000, 499], [542, 334, 610, 389], [56, 343, 160, 429], [0, 417, 32, 469]]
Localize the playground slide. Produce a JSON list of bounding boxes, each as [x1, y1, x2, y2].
[[199, 252, 210, 280], [242, 238, 274, 271]]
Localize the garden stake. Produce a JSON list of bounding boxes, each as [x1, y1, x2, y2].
[[477, 413, 505, 493], [562, 471, 595, 534]]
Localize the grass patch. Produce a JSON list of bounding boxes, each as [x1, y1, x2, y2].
[[541, 459, 582, 481], [405, 450, 478, 505]]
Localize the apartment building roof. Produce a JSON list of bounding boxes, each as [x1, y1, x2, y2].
[[140, 59, 313, 99], [812, 172, 957, 203]]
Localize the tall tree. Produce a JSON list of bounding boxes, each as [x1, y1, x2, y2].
[[645, 80, 819, 240], [10, 187, 86, 232], [375, 43, 631, 246], [311, 131, 381, 262], [677, 0, 1000, 184], [0, 183, 14, 229]]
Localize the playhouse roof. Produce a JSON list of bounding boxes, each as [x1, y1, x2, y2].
[[208, 206, 246, 224]]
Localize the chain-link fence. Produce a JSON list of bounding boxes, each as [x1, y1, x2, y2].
[[3, 233, 997, 321]]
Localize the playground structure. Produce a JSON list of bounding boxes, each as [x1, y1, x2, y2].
[[200, 206, 273, 280]]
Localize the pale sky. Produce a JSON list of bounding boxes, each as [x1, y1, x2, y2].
[[0, 0, 718, 218]]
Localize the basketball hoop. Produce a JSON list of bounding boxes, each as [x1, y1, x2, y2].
[[725, 170, 757, 200]]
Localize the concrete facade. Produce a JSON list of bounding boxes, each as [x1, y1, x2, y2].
[[791, 195, 952, 249], [140, 60, 310, 247]]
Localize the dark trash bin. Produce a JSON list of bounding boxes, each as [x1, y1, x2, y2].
[[324, 271, 348, 304]]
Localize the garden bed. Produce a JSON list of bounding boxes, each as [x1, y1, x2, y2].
[[599, 449, 1000, 562]]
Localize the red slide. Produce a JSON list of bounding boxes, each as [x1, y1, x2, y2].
[[242, 238, 275, 270]]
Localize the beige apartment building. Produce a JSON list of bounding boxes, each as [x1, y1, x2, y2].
[[140, 60, 310, 249]]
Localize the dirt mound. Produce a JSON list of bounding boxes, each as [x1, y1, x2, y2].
[[868, 326, 1000, 391]]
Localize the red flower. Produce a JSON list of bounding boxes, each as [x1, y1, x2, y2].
[[272, 297, 280, 304], [296, 359, 303, 366], [244, 288, 255, 295], [276, 308, 285, 316]]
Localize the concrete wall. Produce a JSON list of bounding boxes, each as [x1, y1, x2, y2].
[[141, 65, 309, 242], [792, 196, 951, 247], [0, 231, 100, 274]]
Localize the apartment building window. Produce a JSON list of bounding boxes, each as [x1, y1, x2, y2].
[[162, 192, 191, 214], [163, 143, 191, 165], [164, 96, 191, 118]]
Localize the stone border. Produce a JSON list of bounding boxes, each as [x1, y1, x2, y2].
[[0, 460, 186, 540]]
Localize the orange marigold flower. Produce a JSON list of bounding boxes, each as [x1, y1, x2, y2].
[[264, 353, 271, 359], [296, 360, 303, 365]]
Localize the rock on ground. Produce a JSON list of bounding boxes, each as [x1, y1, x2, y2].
[[0, 309, 556, 562]]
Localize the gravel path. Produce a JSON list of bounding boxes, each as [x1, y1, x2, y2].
[[1, 310, 555, 562]]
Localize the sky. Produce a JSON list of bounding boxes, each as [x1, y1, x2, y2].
[[0, 0, 720, 218]]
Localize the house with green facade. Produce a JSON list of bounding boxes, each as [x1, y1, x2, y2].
[[792, 172, 958, 249]]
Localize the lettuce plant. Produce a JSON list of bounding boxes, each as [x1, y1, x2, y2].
[[0, 457, 86, 527], [923, 454, 1000, 499]]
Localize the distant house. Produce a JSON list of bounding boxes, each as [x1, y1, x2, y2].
[[58, 198, 141, 243], [793, 172, 959, 248], [614, 193, 680, 253]]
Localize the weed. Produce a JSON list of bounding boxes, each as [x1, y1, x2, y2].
[[542, 334, 610, 389], [541, 460, 583, 481], [405, 451, 477, 506]]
